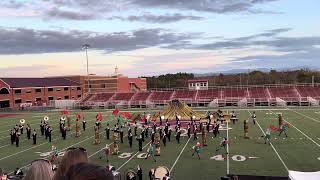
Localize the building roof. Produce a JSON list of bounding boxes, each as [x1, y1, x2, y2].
[[187, 79, 209, 83], [0, 77, 80, 88]]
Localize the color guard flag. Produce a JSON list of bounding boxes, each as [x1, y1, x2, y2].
[[112, 108, 120, 116], [62, 110, 69, 115], [76, 113, 81, 119], [270, 125, 279, 132], [121, 112, 131, 119], [96, 113, 103, 121]]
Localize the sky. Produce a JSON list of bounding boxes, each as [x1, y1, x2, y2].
[[0, 0, 319, 77]]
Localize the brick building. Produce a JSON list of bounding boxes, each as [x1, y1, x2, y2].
[[0, 77, 82, 108], [0, 74, 147, 109]]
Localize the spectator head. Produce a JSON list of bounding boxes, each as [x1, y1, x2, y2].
[[64, 162, 114, 180], [24, 159, 54, 180], [53, 147, 88, 180]]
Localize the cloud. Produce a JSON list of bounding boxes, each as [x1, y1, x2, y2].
[[107, 13, 204, 23], [0, 27, 196, 55], [45, 8, 97, 20]]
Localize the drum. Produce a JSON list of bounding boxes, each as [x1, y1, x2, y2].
[[154, 166, 170, 180]]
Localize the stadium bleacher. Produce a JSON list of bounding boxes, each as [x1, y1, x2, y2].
[[79, 85, 320, 107]]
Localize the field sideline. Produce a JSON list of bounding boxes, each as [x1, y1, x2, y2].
[[0, 107, 319, 179]]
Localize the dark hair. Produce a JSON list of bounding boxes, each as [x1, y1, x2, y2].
[[63, 162, 114, 180]]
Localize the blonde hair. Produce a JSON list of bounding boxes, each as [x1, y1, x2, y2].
[[24, 160, 53, 180], [53, 149, 88, 180]]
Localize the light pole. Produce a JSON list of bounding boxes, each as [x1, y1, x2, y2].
[[82, 44, 91, 93]]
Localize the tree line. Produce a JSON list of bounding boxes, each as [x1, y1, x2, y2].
[[140, 69, 320, 89]]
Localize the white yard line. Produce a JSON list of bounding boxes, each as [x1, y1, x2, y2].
[[169, 136, 192, 173], [0, 119, 98, 162], [269, 110, 320, 148], [7, 128, 106, 175], [226, 120, 230, 175], [287, 108, 320, 123], [116, 141, 152, 171], [248, 110, 289, 172]]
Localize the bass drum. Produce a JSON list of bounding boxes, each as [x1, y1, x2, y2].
[[154, 166, 170, 180]]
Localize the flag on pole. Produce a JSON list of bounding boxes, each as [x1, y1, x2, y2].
[[121, 112, 131, 119], [76, 113, 81, 119], [96, 113, 103, 121], [61, 110, 69, 115]]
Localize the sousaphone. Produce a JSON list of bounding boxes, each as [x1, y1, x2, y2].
[[20, 119, 26, 125], [44, 116, 49, 123]]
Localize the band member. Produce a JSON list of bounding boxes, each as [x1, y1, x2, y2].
[[252, 111, 257, 125], [145, 126, 149, 139], [94, 125, 100, 144], [206, 122, 210, 132], [216, 137, 229, 155], [128, 132, 133, 149], [14, 124, 19, 133], [45, 124, 49, 139], [263, 128, 272, 145], [145, 143, 156, 162], [162, 132, 167, 147], [82, 120, 86, 131], [212, 122, 218, 138], [231, 111, 238, 124], [192, 142, 202, 160], [193, 126, 198, 140], [141, 126, 145, 142], [151, 130, 155, 143], [48, 126, 52, 142], [137, 165, 143, 180], [136, 135, 143, 151], [153, 121, 157, 133], [10, 129, 15, 145], [159, 115, 163, 126], [167, 128, 172, 142], [19, 124, 24, 135], [279, 123, 289, 137], [32, 130, 37, 145], [149, 169, 155, 180], [40, 122, 45, 136], [26, 124, 31, 140], [99, 144, 111, 163], [105, 123, 110, 140], [62, 126, 67, 140], [244, 120, 249, 139], [176, 128, 181, 144], [50, 145, 59, 162], [120, 126, 124, 143], [75, 119, 81, 137], [187, 123, 191, 138], [134, 122, 138, 137], [15, 132, 20, 147]]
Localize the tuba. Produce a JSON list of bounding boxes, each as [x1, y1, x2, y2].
[[44, 116, 49, 123], [20, 119, 26, 125]]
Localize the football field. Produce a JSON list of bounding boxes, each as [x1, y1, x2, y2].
[[0, 107, 319, 179]]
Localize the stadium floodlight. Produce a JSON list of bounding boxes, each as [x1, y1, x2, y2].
[[82, 44, 91, 93]]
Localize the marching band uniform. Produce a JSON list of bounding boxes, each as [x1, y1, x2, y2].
[[159, 127, 163, 139], [10, 129, 15, 145], [168, 129, 172, 142], [62, 126, 67, 140], [48, 126, 52, 142], [252, 112, 256, 125], [75, 119, 81, 137], [105, 124, 110, 140], [82, 120, 86, 131], [40, 122, 44, 136], [216, 137, 229, 155], [136, 135, 143, 151], [134, 122, 138, 137], [32, 130, 37, 145], [45, 125, 49, 139], [206, 122, 210, 132], [19, 124, 24, 135], [120, 127, 124, 143], [26, 124, 31, 140], [141, 127, 145, 142], [15, 132, 20, 147], [176, 128, 181, 144], [128, 132, 133, 149], [137, 166, 143, 180], [193, 127, 198, 140], [162, 133, 167, 146], [151, 131, 155, 143], [145, 126, 149, 138], [187, 124, 191, 138]]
